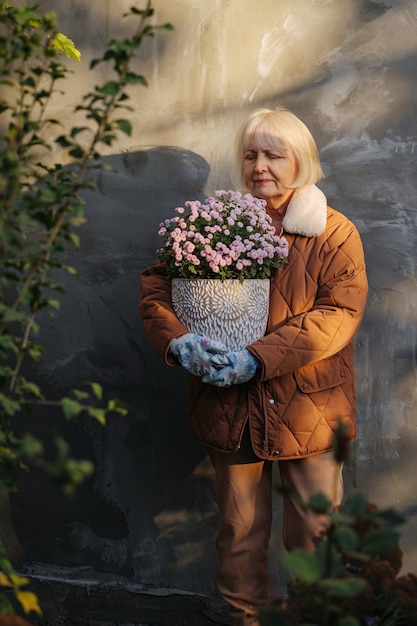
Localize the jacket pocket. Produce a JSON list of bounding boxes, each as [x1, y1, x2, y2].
[[294, 350, 353, 393], [187, 378, 246, 450]]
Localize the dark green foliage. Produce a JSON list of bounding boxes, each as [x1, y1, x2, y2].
[[259, 426, 417, 625]]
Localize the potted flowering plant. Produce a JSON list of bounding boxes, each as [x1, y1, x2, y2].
[[157, 190, 289, 350]]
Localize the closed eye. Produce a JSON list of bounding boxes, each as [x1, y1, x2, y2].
[[265, 151, 284, 159]]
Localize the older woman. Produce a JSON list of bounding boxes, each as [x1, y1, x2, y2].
[[139, 108, 368, 626]]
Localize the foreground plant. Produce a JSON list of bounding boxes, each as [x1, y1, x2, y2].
[[0, 1, 172, 616], [260, 423, 417, 626]]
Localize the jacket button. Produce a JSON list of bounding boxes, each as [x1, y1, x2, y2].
[[302, 383, 308, 390], [273, 450, 280, 456], [268, 398, 275, 404]]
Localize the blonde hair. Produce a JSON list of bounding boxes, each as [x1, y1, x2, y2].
[[234, 107, 324, 190]]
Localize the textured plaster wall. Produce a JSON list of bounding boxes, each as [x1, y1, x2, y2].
[[6, 0, 417, 612]]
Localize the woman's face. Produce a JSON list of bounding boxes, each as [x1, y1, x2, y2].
[[242, 138, 299, 210]]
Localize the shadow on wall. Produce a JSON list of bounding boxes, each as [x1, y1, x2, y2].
[[10, 146, 221, 593]]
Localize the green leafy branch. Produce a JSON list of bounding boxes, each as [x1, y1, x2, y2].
[[0, 0, 171, 425]]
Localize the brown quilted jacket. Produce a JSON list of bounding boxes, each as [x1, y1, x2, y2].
[[139, 185, 368, 460]]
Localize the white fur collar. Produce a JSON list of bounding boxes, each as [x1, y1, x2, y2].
[[282, 184, 327, 237]]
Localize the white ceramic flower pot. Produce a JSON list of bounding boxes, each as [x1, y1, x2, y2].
[[171, 278, 270, 351]]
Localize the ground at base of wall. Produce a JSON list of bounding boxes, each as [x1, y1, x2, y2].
[[24, 579, 230, 626]]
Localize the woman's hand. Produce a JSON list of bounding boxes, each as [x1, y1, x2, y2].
[[170, 333, 230, 377], [202, 349, 259, 387]]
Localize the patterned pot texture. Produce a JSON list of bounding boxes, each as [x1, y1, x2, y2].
[[171, 278, 270, 351]]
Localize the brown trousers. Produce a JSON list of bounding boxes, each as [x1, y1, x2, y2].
[[209, 430, 343, 626]]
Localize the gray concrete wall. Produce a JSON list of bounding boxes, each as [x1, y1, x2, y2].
[[7, 0, 417, 618]]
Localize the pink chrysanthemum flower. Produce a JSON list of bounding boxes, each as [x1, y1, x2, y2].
[[157, 190, 289, 281]]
